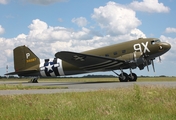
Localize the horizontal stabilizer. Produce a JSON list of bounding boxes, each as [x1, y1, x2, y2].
[[5, 70, 38, 76], [55, 51, 124, 71]]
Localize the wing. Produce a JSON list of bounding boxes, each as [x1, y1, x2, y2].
[[55, 51, 125, 71]]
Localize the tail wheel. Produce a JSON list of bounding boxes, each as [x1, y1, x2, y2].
[[119, 73, 129, 82], [128, 73, 137, 82], [31, 78, 38, 83]]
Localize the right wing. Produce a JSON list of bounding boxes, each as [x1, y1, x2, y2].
[[55, 51, 125, 71]]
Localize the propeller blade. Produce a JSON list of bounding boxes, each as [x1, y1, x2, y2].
[[145, 60, 149, 72], [133, 52, 137, 61], [159, 56, 161, 62], [151, 60, 155, 72], [143, 53, 149, 72]]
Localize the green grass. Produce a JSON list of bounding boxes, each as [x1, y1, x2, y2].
[[0, 85, 176, 120], [0, 84, 67, 90]]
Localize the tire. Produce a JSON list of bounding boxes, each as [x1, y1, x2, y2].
[[119, 73, 129, 82], [32, 78, 38, 83], [128, 73, 137, 82]]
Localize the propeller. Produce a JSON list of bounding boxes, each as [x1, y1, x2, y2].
[[151, 60, 155, 72], [143, 53, 156, 72], [145, 60, 149, 72], [159, 56, 161, 62], [142, 53, 150, 72], [133, 52, 157, 72]]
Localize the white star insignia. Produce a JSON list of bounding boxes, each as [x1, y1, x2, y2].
[[45, 62, 53, 72]]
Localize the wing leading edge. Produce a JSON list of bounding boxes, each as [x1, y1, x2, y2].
[[55, 51, 125, 71]]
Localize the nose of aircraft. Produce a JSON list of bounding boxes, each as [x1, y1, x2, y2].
[[159, 42, 171, 52]]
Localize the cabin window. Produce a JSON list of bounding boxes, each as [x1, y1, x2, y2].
[[105, 54, 109, 57], [114, 52, 118, 55], [122, 50, 126, 54]]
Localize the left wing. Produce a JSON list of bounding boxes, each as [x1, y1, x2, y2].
[[55, 51, 125, 71]]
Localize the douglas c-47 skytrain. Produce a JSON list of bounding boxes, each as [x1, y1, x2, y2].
[[6, 38, 171, 83]]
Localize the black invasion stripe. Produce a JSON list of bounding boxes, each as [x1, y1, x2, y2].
[[86, 62, 123, 71], [44, 59, 52, 77], [81, 60, 112, 69], [52, 58, 60, 76], [81, 60, 113, 70], [84, 61, 120, 71], [103, 62, 123, 69]]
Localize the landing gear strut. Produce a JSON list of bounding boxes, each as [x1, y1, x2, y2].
[[128, 68, 137, 82]]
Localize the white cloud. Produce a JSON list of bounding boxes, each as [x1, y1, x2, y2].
[[165, 27, 176, 33], [0, 1, 149, 70], [27, 0, 67, 5], [0, 0, 9, 4], [159, 35, 176, 61], [0, 25, 5, 35], [129, 0, 170, 13], [130, 28, 146, 39], [91, 1, 141, 36], [72, 17, 88, 27]]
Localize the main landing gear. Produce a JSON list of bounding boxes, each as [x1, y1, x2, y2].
[[113, 69, 137, 82]]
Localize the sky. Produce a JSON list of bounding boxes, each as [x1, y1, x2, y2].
[[0, 0, 176, 77]]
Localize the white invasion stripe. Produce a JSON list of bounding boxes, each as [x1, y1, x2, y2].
[[57, 59, 65, 76], [86, 61, 118, 70], [87, 62, 123, 72], [39, 59, 46, 77], [104, 62, 123, 69], [40, 70, 46, 77], [81, 60, 112, 69]]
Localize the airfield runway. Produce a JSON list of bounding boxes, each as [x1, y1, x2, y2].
[[0, 81, 176, 95]]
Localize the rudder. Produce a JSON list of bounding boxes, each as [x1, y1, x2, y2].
[[14, 45, 40, 72]]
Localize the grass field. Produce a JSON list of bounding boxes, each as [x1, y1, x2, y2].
[[0, 77, 176, 119], [0, 85, 176, 120], [0, 84, 68, 90]]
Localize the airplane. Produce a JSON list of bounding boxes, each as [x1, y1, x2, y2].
[[5, 38, 171, 83]]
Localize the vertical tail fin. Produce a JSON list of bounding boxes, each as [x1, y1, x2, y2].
[[14, 45, 40, 72]]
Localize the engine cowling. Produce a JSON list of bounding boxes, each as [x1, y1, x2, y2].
[[117, 52, 148, 70]]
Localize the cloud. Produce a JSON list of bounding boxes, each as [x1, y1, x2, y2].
[[159, 35, 176, 61], [129, 0, 170, 13], [0, 1, 149, 71], [27, 0, 67, 5], [91, 1, 141, 36], [72, 17, 88, 27], [0, 0, 9, 4], [0, 25, 5, 35], [165, 27, 176, 33]]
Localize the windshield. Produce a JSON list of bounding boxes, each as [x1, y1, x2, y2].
[[151, 39, 161, 45]]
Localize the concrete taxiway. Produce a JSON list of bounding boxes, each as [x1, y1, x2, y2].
[[0, 81, 176, 95]]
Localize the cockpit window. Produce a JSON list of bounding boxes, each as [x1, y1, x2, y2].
[[151, 39, 161, 45]]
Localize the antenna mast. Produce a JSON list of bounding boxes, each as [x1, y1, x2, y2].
[[6, 65, 9, 78]]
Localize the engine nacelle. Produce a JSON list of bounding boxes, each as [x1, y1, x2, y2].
[[117, 52, 147, 69]]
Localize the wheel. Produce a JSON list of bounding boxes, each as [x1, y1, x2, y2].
[[119, 73, 129, 82], [32, 78, 38, 83], [128, 73, 137, 82]]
